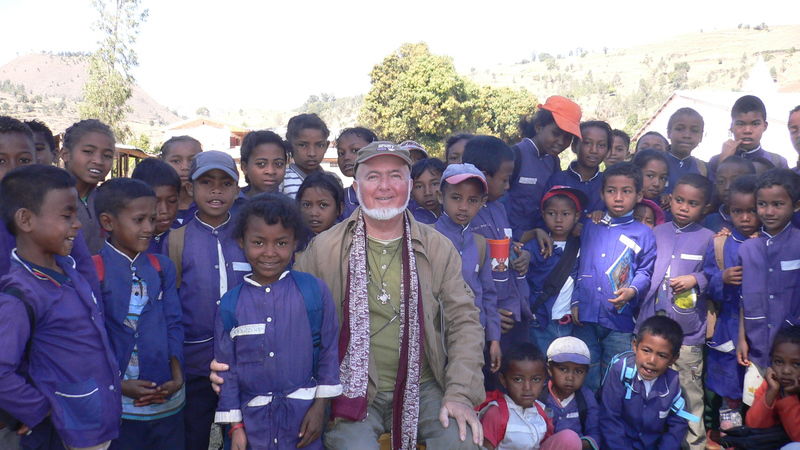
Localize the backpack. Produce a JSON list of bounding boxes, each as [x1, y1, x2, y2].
[[92, 253, 165, 292], [219, 270, 323, 377], [167, 225, 187, 287], [0, 287, 35, 430], [604, 351, 700, 422], [718, 425, 791, 450], [696, 159, 708, 178], [574, 388, 588, 434], [706, 234, 728, 339]]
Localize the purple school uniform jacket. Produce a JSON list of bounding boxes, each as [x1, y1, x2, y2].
[[435, 213, 500, 342], [340, 186, 359, 221], [215, 273, 341, 448], [0, 252, 121, 448], [738, 224, 800, 369], [165, 214, 251, 376], [540, 384, 600, 448], [708, 147, 788, 182], [572, 214, 656, 332], [638, 222, 713, 346], [600, 353, 689, 450], [469, 200, 531, 323], [407, 198, 439, 225], [505, 138, 560, 240]]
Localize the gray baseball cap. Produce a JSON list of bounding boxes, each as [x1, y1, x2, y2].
[[190, 150, 239, 181]]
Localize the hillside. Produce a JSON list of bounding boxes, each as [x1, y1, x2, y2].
[[0, 53, 180, 137], [465, 25, 800, 134]]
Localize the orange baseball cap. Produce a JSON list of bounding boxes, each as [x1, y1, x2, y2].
[[538, 96, 582, 140]]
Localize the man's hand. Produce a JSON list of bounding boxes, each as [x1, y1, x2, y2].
[[499, 309, 515, 333], [609, 287, 636, 311], [488, 340, 502, 373], [723, 266, 743, 285], [511, 244, 530, 275], [571, 305, 582, 326], [669, 275, 697, 294], [438, 400, 482, 445], [297, 398, 326, 448], [209, 359, 229, 394]]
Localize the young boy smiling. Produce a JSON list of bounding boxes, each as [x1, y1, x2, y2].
[[636, 173, 714, 450]]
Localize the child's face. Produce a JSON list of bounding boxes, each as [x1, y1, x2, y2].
[[153, 185, 179, 234], [641, 159, 669, 200], [668, 114, 704, 158], [606, 136, 629, 167], [440, 180, 485, 226], [62, 131, 115, 191], [244, 143, 286, 194], [0, 132, 35, 180], [411, 169, 442, 214], [299, 186, 340, 235], [548, 361, 588, 399], [770, 341, 800, 391], [756, 185, 797, 235], [670, 183, 706, 227], [575, 126, 609, 170], [446, 139, 468, 165], [240, 216, 296, 286], [498, 359, 547, 409], [534, 123, 573, 157], [715, 163, 749, 207], [101, 196, 156, 259], [633, 332, 677, 381], [191, 170, 239, 226], [337, 134, 369, 178], [633, 204, 656, 229], [729, 192, 759, 236], [485, 160, 514, 202], [32, 132, 54, 166], [603, 175, 642, 218], [789, 111, 800, 154], [542, 197, 579, 241], [291, 128, 327, 173], [25, 187, 81, 257], [731, 111, 767, 151], [164, 141, 202, 184], [637, 135, 667, 152]]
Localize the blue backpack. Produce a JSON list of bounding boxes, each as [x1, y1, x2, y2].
[[604, 351, 700, 423], [219, 271, 323, 376]]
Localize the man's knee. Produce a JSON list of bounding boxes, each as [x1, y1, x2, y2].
[[324, 419, 382, 450]]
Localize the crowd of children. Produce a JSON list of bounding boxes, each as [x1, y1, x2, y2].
[[0, 91, 799, 449]]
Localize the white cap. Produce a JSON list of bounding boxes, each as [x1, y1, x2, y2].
[[546, 336, 590, 365]]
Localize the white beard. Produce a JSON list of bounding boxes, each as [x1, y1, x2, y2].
[[355, 184, 411, 221]]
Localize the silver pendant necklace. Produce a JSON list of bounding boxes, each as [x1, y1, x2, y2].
[[369, 240, 401, 305]]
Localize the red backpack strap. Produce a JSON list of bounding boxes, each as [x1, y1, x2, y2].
[[534, 400, 555, 440], [92, 254, 105, 283], [147, 253, 161, 273]]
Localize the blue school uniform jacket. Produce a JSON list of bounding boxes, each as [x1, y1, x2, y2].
[[702, 206, 733, 234], [572, 214, 656, 332], [664, 153, 706, 194], [523, 238, 579, 325], [600, 353, 689, 450], [165, 213, 250, 376], [505, 138, 560, 240], [540, 383, 600, 448], [435, 213, 500, 342], [708, 147, 788, 182], [738, 224, 800, 369], [637, 222, 713, 346], [469, 200, 531, 323], [97, 243, 183, 385], [0, 252, 121, 448], [340, 186, 359, 221], [544, 162, 605, 215], [407, 198, 439, 225]]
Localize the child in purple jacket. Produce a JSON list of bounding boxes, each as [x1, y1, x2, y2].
[[636, 173, 714, 449]]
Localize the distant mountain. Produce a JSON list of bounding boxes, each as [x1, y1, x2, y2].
[[0, 53, 180, 137]]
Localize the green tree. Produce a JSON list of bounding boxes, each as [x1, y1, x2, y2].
[[359, 43, 476, 155], [473, 85, 537, 142], [129, 132, 153, 154], [79, 0, 148, 143]]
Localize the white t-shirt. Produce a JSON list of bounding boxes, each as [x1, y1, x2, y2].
[[550, 241, 576, 321], [500, 394, 549, 450]]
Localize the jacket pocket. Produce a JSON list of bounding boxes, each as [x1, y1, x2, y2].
[[54, 379, 103, 431], [670, 303, 702, 336], [232, 324, 266, 364]]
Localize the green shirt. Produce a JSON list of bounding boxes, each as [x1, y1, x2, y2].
[[367, 236, 432, 391]]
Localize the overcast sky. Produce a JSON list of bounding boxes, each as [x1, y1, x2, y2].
[[1, 0, 794, 113]]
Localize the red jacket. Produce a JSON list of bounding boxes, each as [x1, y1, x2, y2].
[[477, 390, 554, 448], [746, 380, 800, 442]]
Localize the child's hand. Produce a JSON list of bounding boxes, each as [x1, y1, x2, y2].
[[736, 335, 750, 366], [15, 424, 30, 436], [784, 376, 800, 396], [571, 306, 582, 326], [122, 379, 158, 405], [589, 210, 605, 224], [532, 228, 554, 258], [609, 288, 636, 311], [715, 227, 732, 238], [723, 266, 743, 285], [571, 222, 584, 237], [297, 398, 326, 448], [499, 309, 515, 333], [669, 275, 697, 294], [489, 341, 502, 373], [511, 245, 530, 274], [231, 424, 247, 450], [720, 139, 744, 161], [765, 367, 781, 406], [659, 193, 671, 210], [209, 359, 229, 395], [155, 356, 183, 399]]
